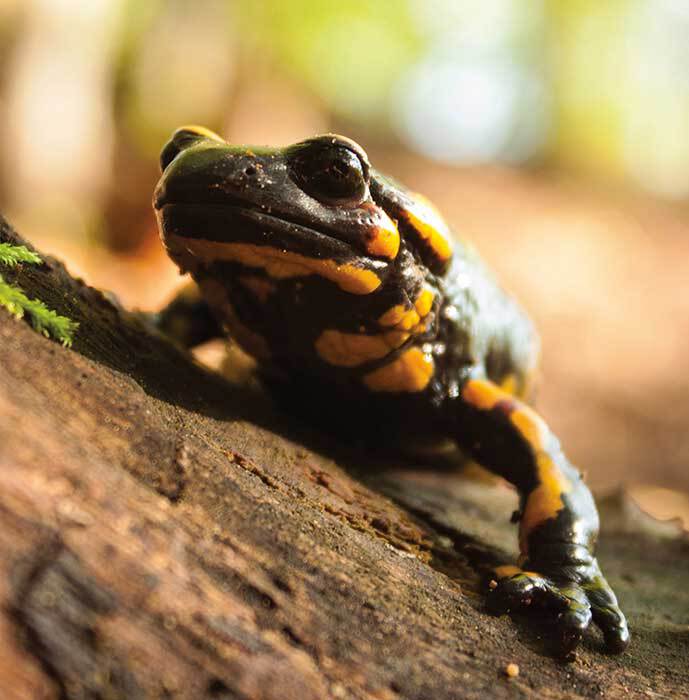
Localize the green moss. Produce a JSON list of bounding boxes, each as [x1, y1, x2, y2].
[[0, 244, 78, 347], [0, 242, 42, 267]]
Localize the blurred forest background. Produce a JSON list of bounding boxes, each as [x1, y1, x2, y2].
[[0, 0, 688, 523]]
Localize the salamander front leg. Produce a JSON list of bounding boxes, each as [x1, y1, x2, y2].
[[151, 282, 223, 349], [448, 377, 629, 655]]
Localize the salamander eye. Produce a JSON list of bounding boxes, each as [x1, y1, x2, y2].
[[287, 143, 368, 205]]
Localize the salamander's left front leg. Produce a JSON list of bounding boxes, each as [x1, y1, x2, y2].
[[448, 377, 629, 655]]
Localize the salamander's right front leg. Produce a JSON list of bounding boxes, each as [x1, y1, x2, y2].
[[152, 282, 223, 349], [447, 376, 629, 655]]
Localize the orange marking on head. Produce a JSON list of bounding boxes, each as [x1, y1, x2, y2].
[[365, 210, 400, 259], [403, 193, 453, 262], [172, 238, 382, 295], [363, 348, 434, 392]]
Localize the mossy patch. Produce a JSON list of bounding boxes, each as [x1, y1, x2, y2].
[[0, 243, 78, 347]]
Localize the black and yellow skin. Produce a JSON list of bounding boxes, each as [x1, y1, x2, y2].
[[153, 126, 629, 655]]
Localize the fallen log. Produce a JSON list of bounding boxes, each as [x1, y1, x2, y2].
[[0, 215, 687, 699]]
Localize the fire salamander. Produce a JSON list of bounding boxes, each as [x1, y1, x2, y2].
[[153, 126, 629, 655]]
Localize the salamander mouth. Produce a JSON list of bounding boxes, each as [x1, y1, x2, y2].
[[154, 182, 258, 212], [156, 199, 390, 297], [156, 200, 376, 264]]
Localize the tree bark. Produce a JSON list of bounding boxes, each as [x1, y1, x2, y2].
[[0, 215, 687, 700]]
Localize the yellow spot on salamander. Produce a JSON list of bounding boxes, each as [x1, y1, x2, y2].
[[403, 193, 453, 262], [315, 329, 410, 367], [461, 378, 572, 553], [414, 287, 434, 317], [365, 210, 400, 259], [461, 378, 503, 410], [378, 286, 435, 331], [174, 238, 381, 295], [317, 285, 435, 368], [509, 408, 572, 552], [378, 304, 414, 328], [363, 348, 434, 392]]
